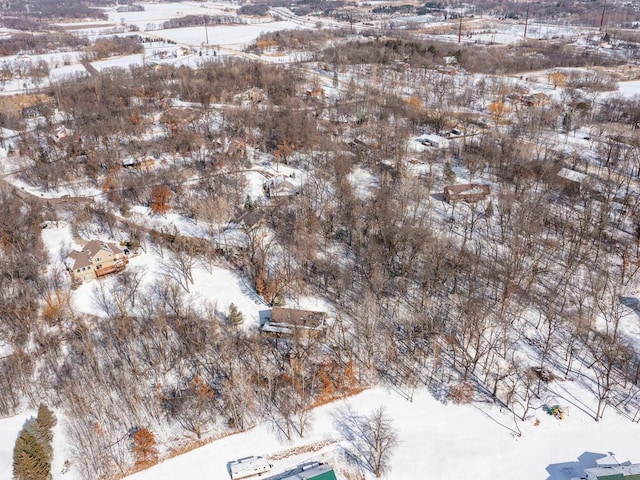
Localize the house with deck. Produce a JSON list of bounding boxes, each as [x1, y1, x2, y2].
[[65, 240, 128, 283]]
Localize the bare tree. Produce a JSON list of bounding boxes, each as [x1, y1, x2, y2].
[[337, 405, 399, 478]]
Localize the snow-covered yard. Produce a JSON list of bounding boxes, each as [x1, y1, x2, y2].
[[118, 385, 640, 480]]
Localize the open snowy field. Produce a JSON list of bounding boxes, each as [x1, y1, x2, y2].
[[150, 22, 301, 49], [117, 385, 640, 480], [603, 79, 640, 99], [105, 2, 242, 31]]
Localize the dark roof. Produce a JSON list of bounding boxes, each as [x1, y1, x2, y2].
[[261, 308, 327, 335]]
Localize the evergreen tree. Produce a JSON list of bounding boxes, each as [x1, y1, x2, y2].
[[228, 303, 244, 326], [12, 405, 56, 480], [13, 429, 50, 480], [443, 161, 456, 184]]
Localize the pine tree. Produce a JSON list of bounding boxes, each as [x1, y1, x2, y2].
[[13, 428, 50, 480], [31, 405, 56, 458], [228, 303, 244, 326], [443, 161, 456, 184], [13, 405, 56, 480]]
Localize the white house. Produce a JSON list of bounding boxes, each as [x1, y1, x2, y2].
[[417, 133, 450, 149]]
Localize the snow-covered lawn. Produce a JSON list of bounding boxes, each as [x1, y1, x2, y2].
[[115, 385, 640, 480], [1, 381, 639, 480]]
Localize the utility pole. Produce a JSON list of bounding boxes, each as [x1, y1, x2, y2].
[[458, 11, 463, 44], [203, 15, 209, 54], [599, 0, 606, 32], [523, 4, 530, 39]]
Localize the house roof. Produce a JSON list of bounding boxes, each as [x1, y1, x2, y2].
[[274, 463, 337, 480], [268, 176, 299, 196], [66, 240, 124, 270], [585, 463, 640, 479], [233, 210, 265, 229], [261, 308, 327, 334], [557, 167, 587, 183], [444, 183, 491, 196]]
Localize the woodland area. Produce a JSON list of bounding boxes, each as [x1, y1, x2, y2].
[[1, 31, 640, 479]]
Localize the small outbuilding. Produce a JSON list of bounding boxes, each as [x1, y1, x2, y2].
[[443, 183, 491, 203]]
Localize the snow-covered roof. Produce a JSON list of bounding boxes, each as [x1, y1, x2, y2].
[[557, 168, 587, 184], [416, 134, 449, 146], [585, 463, 640, 479], [277, 462, 336, 480], [66, 240, 124, 270]]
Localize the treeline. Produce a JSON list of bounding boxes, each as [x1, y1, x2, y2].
[[2, 0, 109, 19], [162, 14, 245, 29], [0, 32, 88, 56], [86, 36, 144, 59], [318, 36, 632, 73]]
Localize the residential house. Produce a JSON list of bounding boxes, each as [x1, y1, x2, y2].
[[417, 133, 450, 149], [260, 308, 327, 338], [65, 240, 128, 283], [583, 463, 640, 480], [176, 46, 190, 57], [557, 167, 588, 195], [522, 92, 551, 107], [443, 183, 491, 203], [212, 136, 247, 158], [160, 107, 196, 129], [235, 87, 266, 106], [266, 175, 299, 199], [122, 157, 155, 171], [233, 209, 266, 231], [227, 137, 247, 158], [267, 462, 337, 480]]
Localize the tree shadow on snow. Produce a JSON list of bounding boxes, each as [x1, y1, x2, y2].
[[546, 452, 609, 480], [332, 405, 373, 476], [621, 296, 640, 319]]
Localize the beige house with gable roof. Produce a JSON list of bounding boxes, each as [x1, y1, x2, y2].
[[65, 240, 128, 283]]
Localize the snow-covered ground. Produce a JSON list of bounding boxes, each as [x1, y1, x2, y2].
[[150, 21, 301, 50], [110, 385, 640, 480], [1, 365, 639, 480], [105, 2, 242, 31], [603, 79, 640, 99], [0, 408, 70, 480]]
